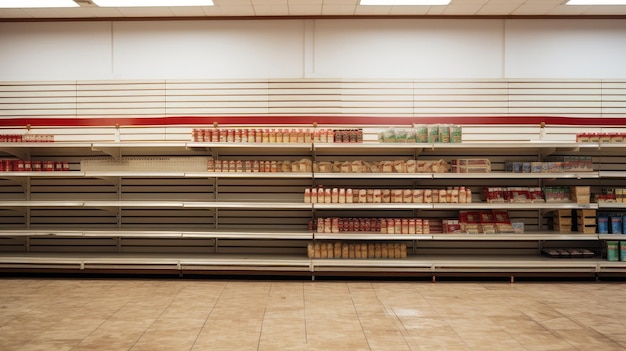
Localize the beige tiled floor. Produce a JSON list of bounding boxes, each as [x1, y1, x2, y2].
[[1, 279, 626, 350]]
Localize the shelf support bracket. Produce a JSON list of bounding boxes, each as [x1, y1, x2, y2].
[[92, 146, 121, 159], [3, 176, 29, 189], [1, 148, 30, 160]]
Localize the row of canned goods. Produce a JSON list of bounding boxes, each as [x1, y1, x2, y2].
[[192, 128, 363, 143], [0, 134, 55, 143], [311, 217, 431, 235], [0, 160, 70, 172]]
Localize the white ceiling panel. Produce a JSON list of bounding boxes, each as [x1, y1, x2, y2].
[[389, 5, 429, 14], [0, 0, 625, 18]]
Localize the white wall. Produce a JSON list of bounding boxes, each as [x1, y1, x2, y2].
[[0, 18, 625, 81]]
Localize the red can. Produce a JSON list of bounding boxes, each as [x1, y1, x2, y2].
[[32, 161, 42, 172]]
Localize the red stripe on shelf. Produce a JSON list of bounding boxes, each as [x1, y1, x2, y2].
[[0, 116, 624, 127]]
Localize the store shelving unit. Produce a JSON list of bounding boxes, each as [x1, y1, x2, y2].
[[1, 137, 626, 278]]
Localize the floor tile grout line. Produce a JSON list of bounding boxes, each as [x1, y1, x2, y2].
[[369, 282, 417, 351], [347, 281, 375, 351], [255, 282, 271, 351], [515, 284, 612, 351], [415, 282, 483, 351], [302, 281, 309, 346], [68, 280, 132, 351], [189, 281, 227, 351]]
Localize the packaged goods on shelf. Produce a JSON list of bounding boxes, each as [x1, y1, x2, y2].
[[595, 188, 626, 203], [442, 219, 462, 233], [553, 209, 573, 232], [544, 187, 572, 203], [313, 159, 449, 174], [192, 128, 360, 144], [378, 124, 462, 143], [505, 156, 593, 173], [0, 159, 70, 172], [311, 217, 433, 234], [305, 186, 471, 204], [451, 159, 491, 173], [81, 157, 210, 172], [332, 129, 363, 143], [571, 186, 590, 204], [458, 210, 513, 234], [0, 134, 54, 143], [209, 158, 312, 173], [577, 132, 626, 143], [307, 241, 407, 259], [542, 248, 595, 258], [607, 241, 620, 261], [484, 187, 544, 203]]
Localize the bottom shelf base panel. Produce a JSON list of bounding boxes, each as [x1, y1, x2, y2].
[[1, 253, 626, 279]]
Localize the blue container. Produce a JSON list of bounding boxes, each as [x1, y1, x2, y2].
[[598, 217, 609, 234], [611, 217, 623, 234]]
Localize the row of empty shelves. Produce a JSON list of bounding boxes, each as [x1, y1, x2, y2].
[[0, 253, 625, 276], [0, 229, 619, 241]]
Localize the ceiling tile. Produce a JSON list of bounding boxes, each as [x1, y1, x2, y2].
[[443, 3, 484, 15], [214, 0, 252, 4], [116, 7, 176, 17], [546, 5, 590, 15], [582, 5, 626, 15], [512, 2, 558, 15], [252, 0, 288, 5], [476, 1, 522, 15], [290, 0, 323, 4], [289, 4, 323, 15], [354, 5, 391, 14], [324, 0, 358, 4], [389, 5, 430, 14], [169, 6, 209, 16], [21, 8, 91, 18], [426, 5, 446, 15], [215, 5, 256, 15], [253, 4, 290, 15], [321, 4, 356, 15]]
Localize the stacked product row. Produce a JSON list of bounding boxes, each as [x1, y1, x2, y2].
[[307, 241, 407, 259], [378, 125, 462, 143], [484, 187, 589, 204], [192, 128, 363, 143], [313, 217, 432, 234], [456, 210, 515, 234], [505, 157, 593, 173], [0, 159, 70, 172], [304, 187, 472, 204], [314, 159, 449, 173], [0, 134, 54, 143], [577, 133, 626, 143], [596, 188, 626, 203], [207, 159, 312, 173], [607, 241, 626, 261]]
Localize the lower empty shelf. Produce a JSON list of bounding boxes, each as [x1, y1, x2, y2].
[[0, 252, 624, 277]]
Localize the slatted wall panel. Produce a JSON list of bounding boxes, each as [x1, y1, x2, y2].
[[602, 81, 626, 119], [0, 82, 77, 118], [270, 81, 342, 116], [413, 81, 508, 117], [78, 81, 166, 118], [165, 81, 269, 116], [508, 81, 603, 118], [2, 79, 625, 121]]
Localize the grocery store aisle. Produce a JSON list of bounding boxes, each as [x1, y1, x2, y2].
[[1, 278, 625, 351]]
